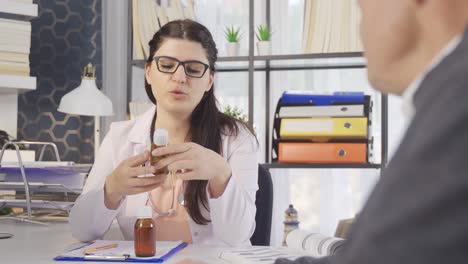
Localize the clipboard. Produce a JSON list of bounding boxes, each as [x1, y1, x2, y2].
[[54, 240, 188, 263]]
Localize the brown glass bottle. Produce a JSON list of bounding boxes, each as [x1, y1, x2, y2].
[[134, 206, 156, 257], [150, 128, 169, 175]]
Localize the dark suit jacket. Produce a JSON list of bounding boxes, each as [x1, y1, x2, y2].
[[277, 26, 468, 264]]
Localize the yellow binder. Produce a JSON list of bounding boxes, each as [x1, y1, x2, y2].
[[279, 117, 368, 141]]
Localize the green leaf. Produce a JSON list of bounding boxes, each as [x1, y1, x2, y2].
[[256, 25, 272, 41], [224, 25, 241, 43]]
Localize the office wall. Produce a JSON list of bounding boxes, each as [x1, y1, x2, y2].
[[17, 0, 102, 163]]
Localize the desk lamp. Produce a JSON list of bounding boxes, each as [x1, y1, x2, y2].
[[58, 63, 114, 157]]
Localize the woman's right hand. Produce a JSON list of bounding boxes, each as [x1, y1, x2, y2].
[[104, 150, 167, 209]]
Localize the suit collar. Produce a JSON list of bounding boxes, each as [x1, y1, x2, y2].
[[128, 105, 156, 144], [413, 26, 467, 113]]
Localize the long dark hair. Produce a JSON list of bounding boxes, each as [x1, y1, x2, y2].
[[145, 19, 255, 225]]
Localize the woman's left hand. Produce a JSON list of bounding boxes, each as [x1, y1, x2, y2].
[[151, 142, 232, 197]]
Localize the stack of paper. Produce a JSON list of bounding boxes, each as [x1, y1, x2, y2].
[[0, 0, 35, 76], [0, 16, 32, 76]]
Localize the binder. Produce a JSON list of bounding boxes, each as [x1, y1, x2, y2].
[[279, 117, 368, 140], [278, 142, 367, 163], [54, 240, 188, 263], [278, 104, 365, 118], [280, 91, 365, 105]]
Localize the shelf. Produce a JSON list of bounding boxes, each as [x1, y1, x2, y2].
[[0, 199, 75, 211], [0, 0, 38, 20], [217, 63, 366, 72], [132, 52, 366, 72], [132, 52, 364, 67], [126, 0, 387, 166], [218, 56, 250, 62], [0, 182, 81, 194], [254, 52, 363, 61], [0, 75, 36, 94], [261, 162, 381, 169]]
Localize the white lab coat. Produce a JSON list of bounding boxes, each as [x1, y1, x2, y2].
[[70, 106, 259, 246]]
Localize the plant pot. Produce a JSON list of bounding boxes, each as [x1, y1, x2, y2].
[[256, 41, 271, 56], [226, 42, 240, 56]]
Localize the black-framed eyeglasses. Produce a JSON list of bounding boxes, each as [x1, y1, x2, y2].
[[152, 56, 210, 78]]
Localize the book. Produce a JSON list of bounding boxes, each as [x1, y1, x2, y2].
[[54, 240, 188, 263], [0, 43, 30, 53], [0, 18, 31, 32], [0, 68, 29, 76], [0, 0, 37, 17], [10, 0, 33, 4], [219, 230, 345, 264], [286, 229, 345, 257], [0, 51, 29, 63]]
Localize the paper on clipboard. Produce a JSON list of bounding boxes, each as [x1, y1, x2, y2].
[[55, 239, 188, 262]]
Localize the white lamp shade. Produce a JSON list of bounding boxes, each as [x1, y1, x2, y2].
[[58, 79, 114, 116]]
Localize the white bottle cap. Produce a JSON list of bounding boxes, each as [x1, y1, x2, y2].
[[137, 206, 153, 218], [153, 129, 168, 146]]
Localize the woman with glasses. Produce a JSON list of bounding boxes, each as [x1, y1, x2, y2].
[[70, 19, 259, 246]]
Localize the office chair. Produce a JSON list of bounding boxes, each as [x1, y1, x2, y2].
[[250, 164, 273, 246]]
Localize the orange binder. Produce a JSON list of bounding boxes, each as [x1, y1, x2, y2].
[[278, 142, 367, 163]]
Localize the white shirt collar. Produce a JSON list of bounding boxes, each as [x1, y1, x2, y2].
[[402, 34, 463, 121]]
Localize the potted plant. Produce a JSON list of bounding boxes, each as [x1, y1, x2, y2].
[[256, 25, 272, 55], [224, 25, 241, 56]]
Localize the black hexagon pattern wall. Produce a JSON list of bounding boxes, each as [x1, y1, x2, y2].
[[17, 0, 102, 164]]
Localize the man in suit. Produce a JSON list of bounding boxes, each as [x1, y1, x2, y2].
[[277, 0, 468, 263]]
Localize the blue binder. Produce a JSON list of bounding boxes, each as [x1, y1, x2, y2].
[[280, 91, 365, 106]]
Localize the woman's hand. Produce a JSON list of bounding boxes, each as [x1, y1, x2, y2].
[[151, 143, 232, 198], [104, 150, 168, 209]]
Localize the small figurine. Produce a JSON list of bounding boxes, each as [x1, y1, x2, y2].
[[283, 204, 300, 246]]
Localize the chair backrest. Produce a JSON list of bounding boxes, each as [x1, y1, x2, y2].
[[250, 164, 273, 246]]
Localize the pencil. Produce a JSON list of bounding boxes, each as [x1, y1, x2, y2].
[[83, 243, 118, 255]]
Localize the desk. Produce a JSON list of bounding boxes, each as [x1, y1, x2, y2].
[[0, 219, 236, 263]]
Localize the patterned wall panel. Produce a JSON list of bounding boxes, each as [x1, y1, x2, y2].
[[17, 0, 102, 163]]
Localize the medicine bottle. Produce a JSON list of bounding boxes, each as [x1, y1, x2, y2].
[[134, 206, 156, 257], [150, 128, 169, 175]]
